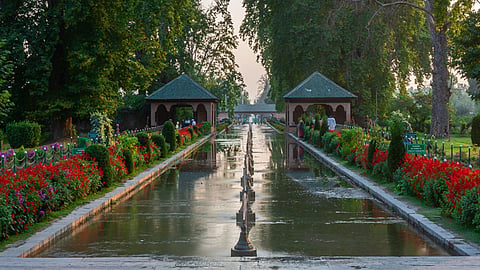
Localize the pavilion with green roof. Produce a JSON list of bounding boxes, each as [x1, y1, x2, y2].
[[282, 71, 357, 132], [146, 74, 219, 132]]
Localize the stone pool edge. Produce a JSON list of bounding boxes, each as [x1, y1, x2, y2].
[[0, 134, 214, 258], [287, 132, 480, 256]]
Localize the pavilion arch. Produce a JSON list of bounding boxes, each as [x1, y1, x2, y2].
[[282, 71, 357, 132], [146, 74, 219, 133], [154, 104, 169, 125], [292, 105, 304, 124], [196, 104, 208, 123]]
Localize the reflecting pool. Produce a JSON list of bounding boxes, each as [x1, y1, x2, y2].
[[37, 124, 449, 257]]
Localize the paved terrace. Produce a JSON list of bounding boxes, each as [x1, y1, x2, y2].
[[1, 130, 480, 269]]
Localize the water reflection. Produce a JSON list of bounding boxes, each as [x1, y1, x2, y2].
[[36, 124, 449, 257]]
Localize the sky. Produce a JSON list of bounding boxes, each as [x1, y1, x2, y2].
[[201, 0, 266, 103]]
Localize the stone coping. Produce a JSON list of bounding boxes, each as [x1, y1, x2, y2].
[[0, 134, 214, 258], [287, 133, 480, 256]]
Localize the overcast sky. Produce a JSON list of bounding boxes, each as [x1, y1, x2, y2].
[[201, 0, 266, 103]]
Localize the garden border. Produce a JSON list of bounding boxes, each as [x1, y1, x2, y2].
[[0, 134, 214, 258], [288, 132, 480, 256]]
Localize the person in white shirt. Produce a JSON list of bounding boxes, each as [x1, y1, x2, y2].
[[327, 115, 336, 131]]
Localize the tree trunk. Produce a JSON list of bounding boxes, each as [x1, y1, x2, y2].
[[425, 0, 450, 138]]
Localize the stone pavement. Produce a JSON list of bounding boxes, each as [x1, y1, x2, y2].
[[2, 131, 480, 269], [2, 256, 480, 269]]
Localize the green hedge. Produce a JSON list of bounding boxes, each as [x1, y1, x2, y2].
[[151, 134, 167, 158], [136, 132, 151, 163], [472, 113, 480, 145], [162, 120, 176, 152], [85, 144, 113, 187], [6, 121, 41, 148]]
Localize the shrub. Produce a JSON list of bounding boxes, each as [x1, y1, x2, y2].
[[162, 120, 176, 151], [0, 199, 12, 239], [314, 114, 321, 131], [472, 113, 480, 145], [387, 119, 405, 178], [122, 148, 134, 174], [193, 125, 200, 135], [367, 139, 377, 172], [6, 120, 41, 148], [136, 132, 151, 163], [85, 144, 113, 187], [319, 115, 329, 145], [200, 121, 211, 135], [151, 134, 167, 158], [453, 188, 480, 229]]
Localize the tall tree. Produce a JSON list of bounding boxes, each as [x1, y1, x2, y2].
[[373, 0, 474, 137], [0, 39, 14, 126], [452, 11, 480, 102], [241, 0, 430, 124], [0, 0, 186, 139], [165, 0, 245, 115]]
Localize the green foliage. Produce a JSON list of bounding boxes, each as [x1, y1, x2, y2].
[[1, 1, 190, 138], [367, 139, 377, 171], [387, 119, 406, 178], [187, 127, 195, 139], [135, 132, 151, 163], [165, 0, 245, 114], [322, 132, 339, 153], [162, 120, 176, 151], [90, 112, 113, 145], [151, 134, 168, 158], [423, 177, 448, 208], [471, 113, 480, 145], [122, 148, 134, 174], [85, 144, 113, 187], [338, 128, 361, 158], [200, 121, 211, 135], [6, 121, 41, 148], [319, 115, 329, 146], [453, 188, 480, 230], [314, 114, 321, 131], [452, 11, 480, 102], [241, 0, 430, 119]]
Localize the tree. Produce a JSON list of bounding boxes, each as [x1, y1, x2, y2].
[[164, 0, 245, 115], [373, 0, 474, 138], [0, 39, 13, 127], [241, 0, 431, 124], [0, 0, 187, 139], [452, 11, 480, 102]]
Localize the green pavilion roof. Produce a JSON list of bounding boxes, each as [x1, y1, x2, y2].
[[146, 74, 219, 102], [282, 71, 357, 100]]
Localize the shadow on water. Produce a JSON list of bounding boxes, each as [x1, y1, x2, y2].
[[35, 124, 450, 257]]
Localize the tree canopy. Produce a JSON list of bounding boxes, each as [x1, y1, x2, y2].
[[241, 0, 431, 125], [0, 0, 243, 137]]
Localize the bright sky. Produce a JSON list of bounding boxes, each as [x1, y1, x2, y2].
[[201, 0, 266, 103]]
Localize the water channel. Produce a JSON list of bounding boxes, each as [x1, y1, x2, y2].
[[36, 124, 449, 257]]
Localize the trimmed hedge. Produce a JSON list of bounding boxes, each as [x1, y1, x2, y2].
[[85, 144, 113, 187], [387, 119, 406, 178], [6, 121, 41, 148], [122, 148, 134, 174], [135, 132, 151, 163], [151, 134, 167, 158], [162, 120, 176, 152], [472, 113, 480, 145]]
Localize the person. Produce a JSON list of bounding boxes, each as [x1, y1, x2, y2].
[[191, 118, 196, 126], [327, 115, 336, 131]]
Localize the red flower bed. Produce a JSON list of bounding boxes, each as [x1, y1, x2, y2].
[[0, 155, 102, 238]]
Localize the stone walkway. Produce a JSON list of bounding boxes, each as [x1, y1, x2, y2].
[[1, 131, 480, 269]]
